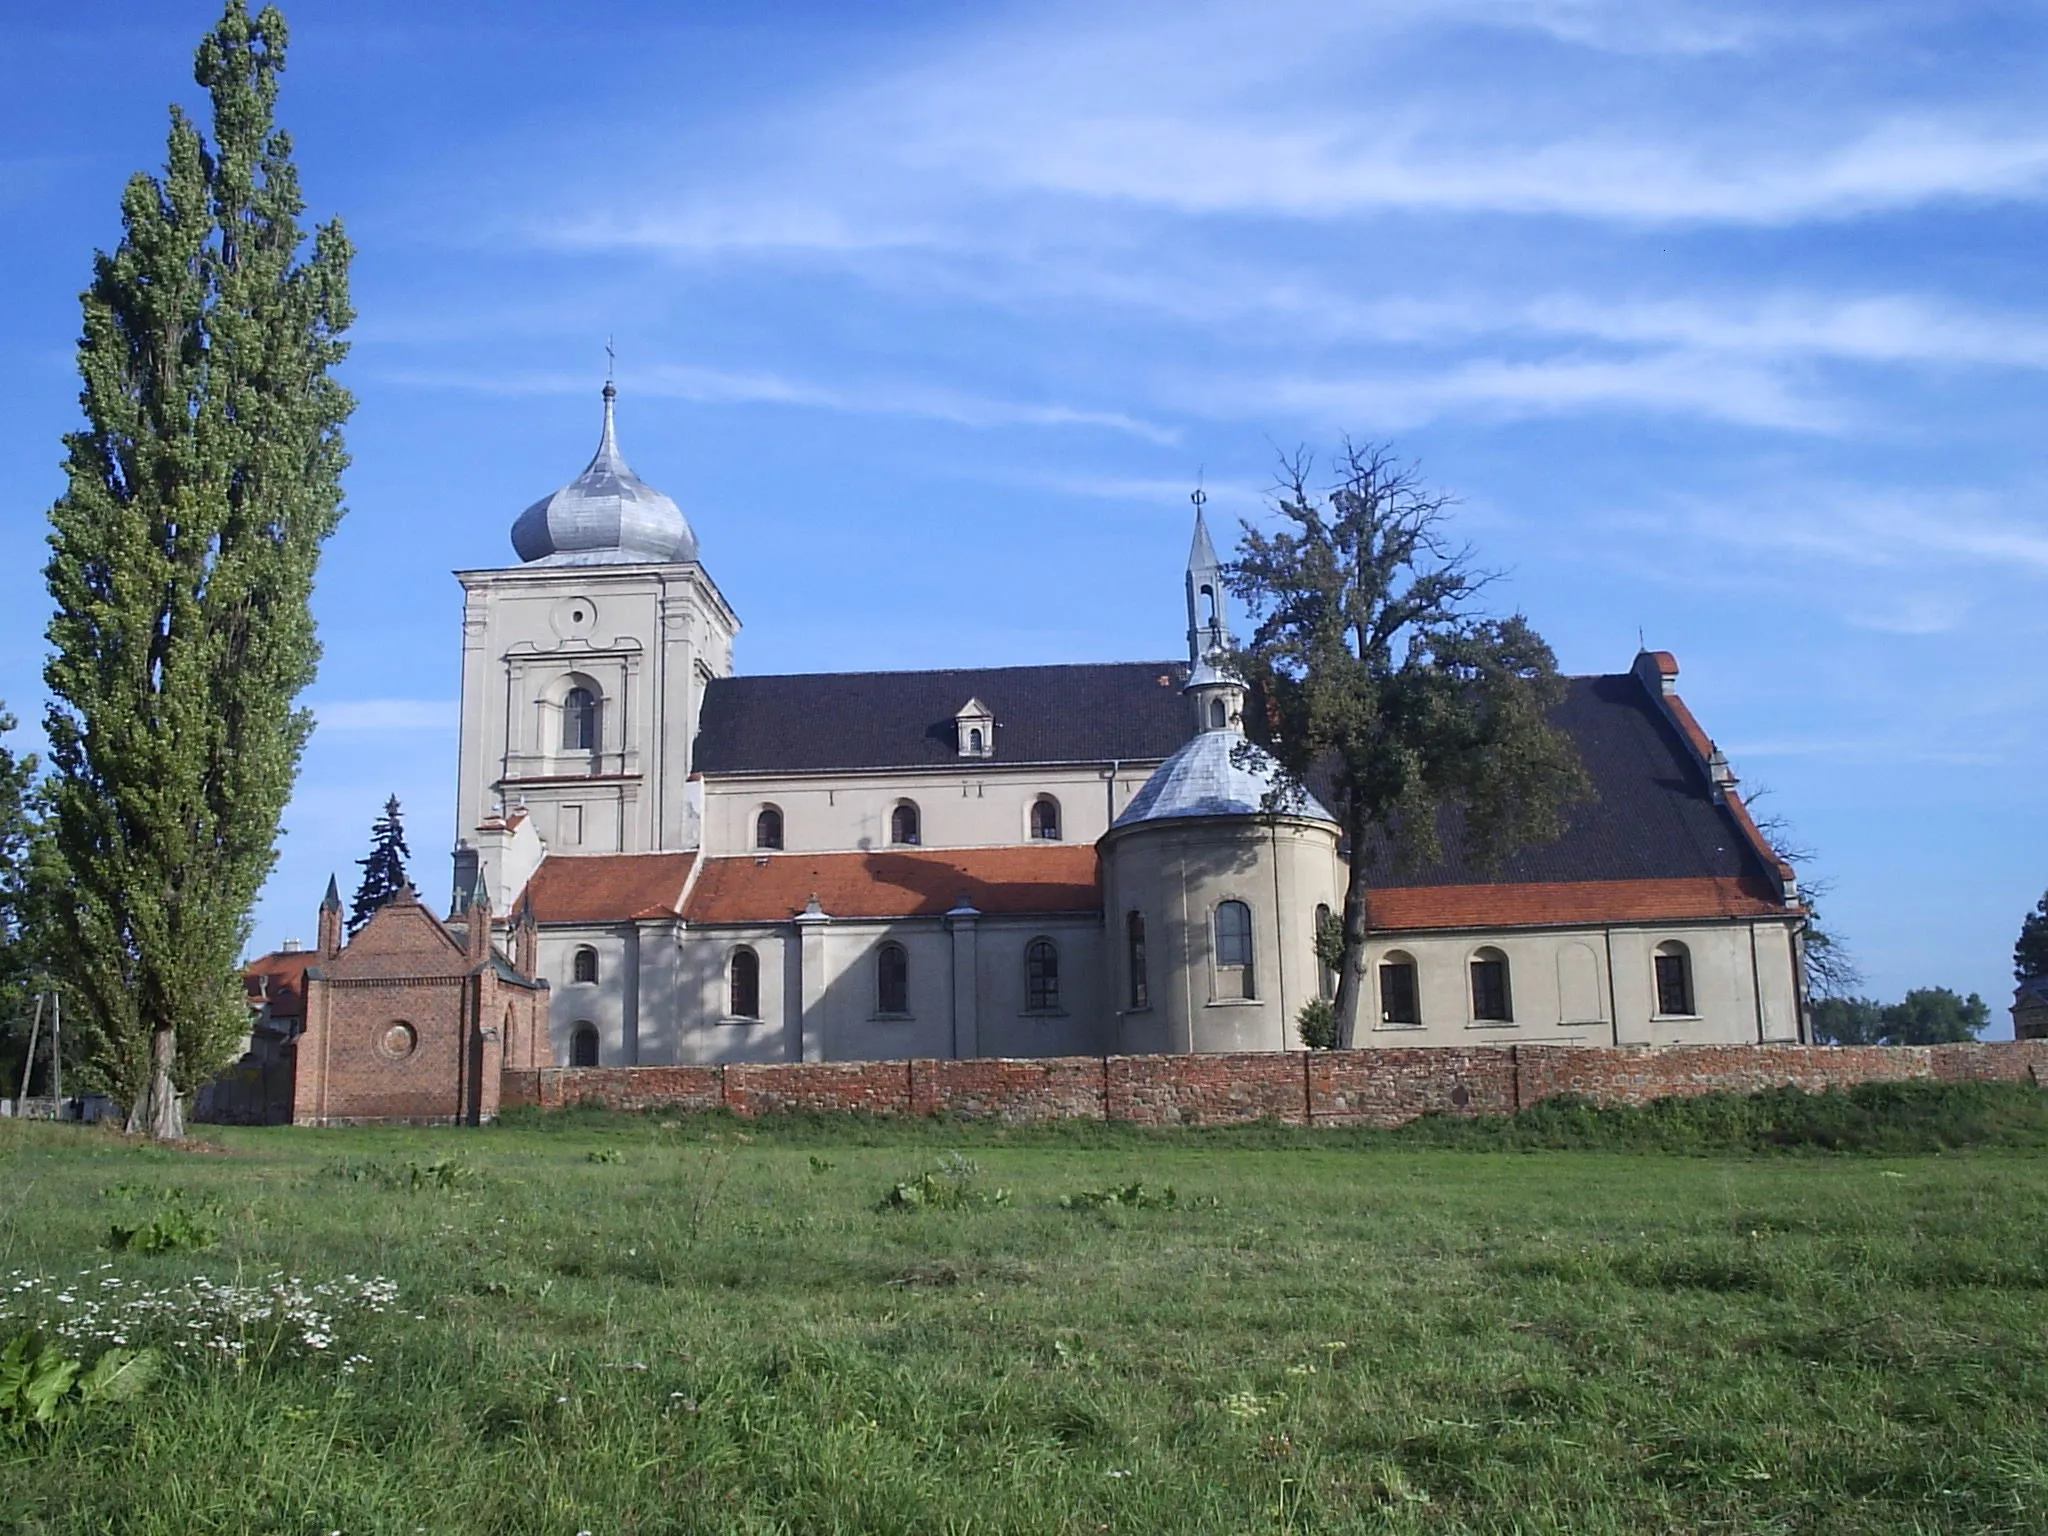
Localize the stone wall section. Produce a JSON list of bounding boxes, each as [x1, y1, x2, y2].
[[496, 1038, 2048, 1128]]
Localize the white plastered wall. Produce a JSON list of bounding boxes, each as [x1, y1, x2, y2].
[[1356, 918, 1803, 1045], [703, 764, 1158, 858]]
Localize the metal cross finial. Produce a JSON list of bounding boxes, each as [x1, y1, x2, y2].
[[1190, 473, 1208, 516], [605, 335, 616, 382]]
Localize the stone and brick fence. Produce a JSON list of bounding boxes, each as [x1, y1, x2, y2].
[[500, 1039, 2048, 1129]]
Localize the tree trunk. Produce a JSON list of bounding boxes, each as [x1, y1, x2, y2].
[[124, 1026, 184, 1141], [1334, 816, 1375, 1050]]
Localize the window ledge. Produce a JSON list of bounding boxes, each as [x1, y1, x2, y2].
[[1021, 1009, 1069, 1019], [1375, 1022, 1425, 1031], [870, 1012, 915, 1023], [1205, 997, 1261, 1008], [1467, 1020, 1518, 1029], [717, 1016, 765, 1027], [1652, 1013, 1702, 1022]]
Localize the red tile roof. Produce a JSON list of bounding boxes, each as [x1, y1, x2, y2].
[[522, 852, 698, 923], [243, 950, 314, 1020], [1365, 875, 1789, 932], [685, 846, 1100, 924]]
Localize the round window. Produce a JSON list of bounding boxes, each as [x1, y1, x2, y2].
[[379, 1021, 418, 1060], [550, 596, 598, 639]]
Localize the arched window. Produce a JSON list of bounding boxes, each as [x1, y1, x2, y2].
[[1315, 904, 1336, 1001], [1380, 950, 1420, 1026], [1654, 940, 1695, 1017], [561, 685, 599, 752], [876, 942, 909, 1015], [1470, 947, 1512, 1023], [1031, 796, 1061, 840], [1209, 697, 1228, 730], [729, 946, 760, 1019], [1127, 911, 1149, 1010], [1200, 584, 1218, 627], [755, 805, 784, 851], [968, 727, 984, 754], [1215, 899, 1255, 1000], [569, 1022, 599, 1067], [890, 802, 920, 846], [572, 946, 599, 984], [1026, 938, 1060, 1011]]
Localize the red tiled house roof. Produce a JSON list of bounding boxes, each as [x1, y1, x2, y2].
[[685, 846, 1100, 924], [522, 852, 698, 923]]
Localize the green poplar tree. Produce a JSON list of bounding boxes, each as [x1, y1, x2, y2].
[[1226, 443, 1591, 1048], [42, 2, 352, 1139], [348, 796, 411, 936]]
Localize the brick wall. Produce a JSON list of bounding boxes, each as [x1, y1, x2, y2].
[[495, 1039, 2048, 1128]]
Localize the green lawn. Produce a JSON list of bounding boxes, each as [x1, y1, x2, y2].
[[4, 1110, 2048, 1534]]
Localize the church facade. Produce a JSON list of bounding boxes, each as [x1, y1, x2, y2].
[[430, 384, 1806, 1076], [238, 385, 1809, 1122]]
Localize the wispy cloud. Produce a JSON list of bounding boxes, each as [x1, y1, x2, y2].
[[368, 363, 1180, 444], [1241, 350, 1843, 433], [315, 699, 458, 733]]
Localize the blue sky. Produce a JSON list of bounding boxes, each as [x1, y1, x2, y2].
[[2, 1, 2044, 1026]]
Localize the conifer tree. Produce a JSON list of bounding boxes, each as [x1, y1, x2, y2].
[[1227, 443, 1591, 1048], [348, 796, 411, 936], [2017, 892, 2048, 984], [41, 2, 352, 1138]]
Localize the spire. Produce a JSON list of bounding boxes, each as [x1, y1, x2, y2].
[[317, 874, 344, 958], [470, 862, 492, 913], [592, 376, 625, 474], [1185, 483, 1229, 666], [321, 874, 342, 912]]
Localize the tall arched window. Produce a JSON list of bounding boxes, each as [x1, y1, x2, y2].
[[876, 942, 909, 1015], [1380, 950, 1420, 1025], [1215, 900, 1255, 1000], [1200, 583, 1218, 627], [1031, 797, 1061, 840], [1209, 697, 1228, 730], [1025, 938, 1060, 1011], [729, 946, 761, 1019], [1126, 911, 1149, 1009], [1654, 940, 1695, 1017], [968, 727, 984, 754], [569, 1022, 599, 1067], [890, 802, 920, 846], [561, 686, 599, 752], [755, 805, 784, 851], [1470, 947, 1512, 1022], [572, 946, 598, 984]]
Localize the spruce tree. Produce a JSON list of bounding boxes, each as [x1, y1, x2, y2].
[[41, 2, 352, 1139], [2016, 892, 2048, 984], [1227, 442, 1592, 1047], [348, 796, 411, 936]]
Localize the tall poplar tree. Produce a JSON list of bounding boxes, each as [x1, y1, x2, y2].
[[42, 2, 352, 1138], [1227, 443, 1591, 1048]]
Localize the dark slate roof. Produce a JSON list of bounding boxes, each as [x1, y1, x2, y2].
[[693, 662, 1196, 774], [1350, 673, 1774, 887]]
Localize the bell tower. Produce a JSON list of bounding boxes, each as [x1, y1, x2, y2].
[[1182, 487, 1244, 733], [453, 380, 738, 899]]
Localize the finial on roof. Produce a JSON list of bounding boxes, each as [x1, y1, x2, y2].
[[471, 863, 492, 911], [321, 874, 342, 911], [603, 335, 617, 401]]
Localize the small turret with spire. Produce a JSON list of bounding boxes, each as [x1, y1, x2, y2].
[[318, 875, 344, 958], [1181, 483, 1245, 734]]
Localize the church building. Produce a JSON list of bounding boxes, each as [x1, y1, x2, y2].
[[263, 383, 1807, 1122]]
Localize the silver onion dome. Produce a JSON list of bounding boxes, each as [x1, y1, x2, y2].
[[510, 384, 699, 566], [1112, 731, 1335, 829]]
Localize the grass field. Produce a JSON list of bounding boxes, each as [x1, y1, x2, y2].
[[5, 1095, 2048, 1534]]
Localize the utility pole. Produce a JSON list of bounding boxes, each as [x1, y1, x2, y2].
[[49, 992, 61, 1104], [16, 993, 45, 1107]]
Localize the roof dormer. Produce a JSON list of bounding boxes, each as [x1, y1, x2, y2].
[[954, 697, 994, 758]]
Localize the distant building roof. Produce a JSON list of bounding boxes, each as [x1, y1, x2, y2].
[[523, 852, 698, 923], [243, 950, 314, 1025], [693, 661, 1193, 775], [684, 846, 1099, 924]]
